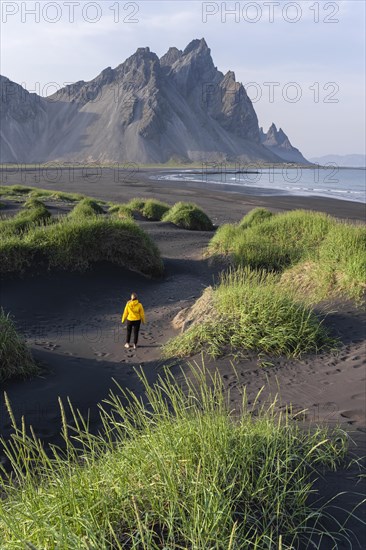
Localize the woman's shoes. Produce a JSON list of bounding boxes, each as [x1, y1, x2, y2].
[[133, 344, 137, 349], [124, 343, 130, 348]]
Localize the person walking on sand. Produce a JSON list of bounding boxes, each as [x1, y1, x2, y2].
[[121, 292, 145, 349]]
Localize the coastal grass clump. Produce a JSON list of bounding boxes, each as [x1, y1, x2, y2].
[[163, 268, 334, 359], [31, 189, 86, 202], [0, 217, 163, 277], [163, 202, 214, 231], [209, 209, 334, 271], [0, 309, 39, 382], [109, 203, 134, 219], [23, 197, 46, 209], [239, 207, 274, 229], [0, 185, 85, 202], [127, 197, 147, 212], [0, 364, 348, 549], [209, 209, 365, 301], [282, 222, 366, 303], [0, 200, 51, 237], [68, 198, 105, 219], [141, 199, 171, 220], [125, 198, 171, 220], [0, 185, 34, 196]]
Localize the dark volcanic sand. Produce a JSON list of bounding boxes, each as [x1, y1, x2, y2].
[[0, 168, 365, 548]]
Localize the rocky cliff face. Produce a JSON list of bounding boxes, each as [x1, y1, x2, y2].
[[260, 123, 309, 164], [0, 40, 307, 164]]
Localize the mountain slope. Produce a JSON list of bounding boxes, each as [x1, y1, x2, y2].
[[1, 39, 306, 164], [260, 123, 309, 164]]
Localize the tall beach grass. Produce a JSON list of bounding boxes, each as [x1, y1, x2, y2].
[[163, 268, 335, 359], [209, 209, 365, 302], [0, 309, 39, 382], [0, 364, 349, 549]]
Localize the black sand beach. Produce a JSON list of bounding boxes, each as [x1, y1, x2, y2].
[[0, 168, 365, 548]]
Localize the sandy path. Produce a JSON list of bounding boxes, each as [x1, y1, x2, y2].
[[0, 222, 215, 455], [0, 173, 365, 547]]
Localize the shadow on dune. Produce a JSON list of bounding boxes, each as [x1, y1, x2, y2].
[[0, 348, 171, 468]]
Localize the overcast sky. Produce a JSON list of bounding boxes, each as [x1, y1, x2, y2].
[[1, 0, 365, 157]]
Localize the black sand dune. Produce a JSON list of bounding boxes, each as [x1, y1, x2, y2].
[[0, 169, 365, 547]]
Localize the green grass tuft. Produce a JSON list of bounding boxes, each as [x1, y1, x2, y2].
[[209, 209, 334, 271], [239, 207, 274, 229], [0, 185, 85, 202], [0, 217, 163, 278], [23, 197, 47, 209], [141, 199, 171, 221], [68, 198, 105, 219], [0, 200, 51, 237], [209, 209, 365, 301], [109, 203, 134, 219], [282, 223, 366, 303], [163, 202, 214, 231], [0, 363, 348, 549], [0, 309, 39, 382], [0, 185, 34, 196], [127, 198, 147, 212], [163, 267, 335, 358]]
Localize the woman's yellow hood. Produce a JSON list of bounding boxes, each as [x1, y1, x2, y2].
[[122, 299, 145, 323]]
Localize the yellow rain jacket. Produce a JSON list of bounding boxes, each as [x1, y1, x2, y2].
[[122, 299, 145, 323]]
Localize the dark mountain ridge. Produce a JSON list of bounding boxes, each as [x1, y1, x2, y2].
[[0, 39, 308, 164]]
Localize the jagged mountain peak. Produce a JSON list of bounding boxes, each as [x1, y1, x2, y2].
[[183, 37, 209, 55], [268, 122, 278, 133], [224, 70, 236, 80], [265, 124, 290, 146], [261, 123, 309, 164], [160, 47, 183, 67], [0, 39, 308, 164]]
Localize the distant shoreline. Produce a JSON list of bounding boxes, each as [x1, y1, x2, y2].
[[1, 166, 364, 221], [1, 163, 365, 171]]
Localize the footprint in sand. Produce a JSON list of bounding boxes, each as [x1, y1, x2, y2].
[[340, 409, 364, 424], [350, 393, 365, 401]]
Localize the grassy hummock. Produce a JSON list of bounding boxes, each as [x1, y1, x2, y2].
[[109, 203, 134, 220], [0, 188, 164, 278], [0, 364, 348, 549], [164, 268, 334, 359], [68, 198, 105, 218], [0, 217, 163, 278], [0, 200, 51, 237], [141, 199, 171, 221], [209, 209, 366, 302], [124, 198, 171, 221], [0, 185, 85, 202], [163, 202, 214, 231], [127, 197, 147, 212], [0, 309, 39, 382]]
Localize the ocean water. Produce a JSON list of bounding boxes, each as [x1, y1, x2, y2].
[[153, 167, 366, 203]]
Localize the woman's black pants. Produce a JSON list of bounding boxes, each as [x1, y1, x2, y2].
[[126, 320, 141, 345]]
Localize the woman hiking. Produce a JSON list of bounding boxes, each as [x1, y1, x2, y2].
[[121, 292, 145, 349]]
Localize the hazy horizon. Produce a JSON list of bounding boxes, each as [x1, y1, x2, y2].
[[1, 0, 365, 158]]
